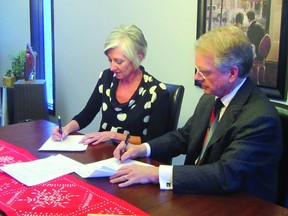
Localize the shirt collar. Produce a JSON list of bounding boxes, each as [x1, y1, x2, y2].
[[218, 78, 247, 107]]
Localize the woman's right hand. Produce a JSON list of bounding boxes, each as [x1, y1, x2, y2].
[[51, 120, 79, 141], [51, 126, 69, 141]]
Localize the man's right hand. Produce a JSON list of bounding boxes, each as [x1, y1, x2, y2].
[[113, 142, 147, 162]]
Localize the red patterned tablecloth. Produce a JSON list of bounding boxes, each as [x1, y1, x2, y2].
[[0, 140, 149, 216]]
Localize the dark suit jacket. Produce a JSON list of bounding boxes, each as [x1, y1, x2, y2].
[[149, 78, 282, 203]]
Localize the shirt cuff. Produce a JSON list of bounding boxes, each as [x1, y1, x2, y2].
[[143, 142, 151, 157], [159, 165, 173, 190]]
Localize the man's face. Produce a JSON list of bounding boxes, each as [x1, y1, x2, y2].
[[194, 52, 234, 98]]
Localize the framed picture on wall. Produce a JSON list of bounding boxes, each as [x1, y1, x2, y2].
[[196, 0, 288, 100]]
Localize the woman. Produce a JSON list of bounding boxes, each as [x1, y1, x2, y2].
[[233, 12, 247, 32], [52, 25, 170, 145]]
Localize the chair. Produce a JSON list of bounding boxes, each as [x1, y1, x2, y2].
[[0, 87, 14, 125], [253, 34, 271, 85], [273, 102, 288, 208], [165, 83, 185, 132], [156, 83, 184, 165]]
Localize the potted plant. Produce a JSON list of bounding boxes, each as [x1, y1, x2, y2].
[[2, 49, 26, 87], [2, 44, 37, 87]]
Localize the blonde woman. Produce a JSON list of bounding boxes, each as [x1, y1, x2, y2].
[[52, 25, 169, 145]]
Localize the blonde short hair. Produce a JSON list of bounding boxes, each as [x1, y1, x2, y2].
[[195, 26, 253, 78], [104, 25, 147, 69]]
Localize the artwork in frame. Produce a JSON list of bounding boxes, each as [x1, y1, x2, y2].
[[196, 0, 288, 100]]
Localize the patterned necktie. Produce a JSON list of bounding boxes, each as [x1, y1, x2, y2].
[[212, 98, 224, 123], [197, 98, 224, 164]]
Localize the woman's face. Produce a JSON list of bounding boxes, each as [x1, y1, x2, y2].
[[106, 47, 136, 80]]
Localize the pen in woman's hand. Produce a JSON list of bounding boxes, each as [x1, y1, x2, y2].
[[58, 115, 63, 141], [121, 133, 131, 157]]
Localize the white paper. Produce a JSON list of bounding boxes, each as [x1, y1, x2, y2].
[[75, 157, 153, 178], [38, 135, 88, 151], [0, 154, 82, 186]]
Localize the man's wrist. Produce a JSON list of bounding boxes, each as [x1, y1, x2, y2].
[[149, 167, 159, 184], [159, 165, 173, 190]]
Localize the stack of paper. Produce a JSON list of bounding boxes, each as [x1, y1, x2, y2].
[[0, 154, 82, 186], [0, 135, 152, 186], [38, 135, 88, 151], [0, 155, 152, 186], [74, 157, 152, 178]]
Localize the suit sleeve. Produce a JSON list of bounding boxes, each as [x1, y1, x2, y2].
[[148, 94, 213, 163], [172, 112, 282, 200]]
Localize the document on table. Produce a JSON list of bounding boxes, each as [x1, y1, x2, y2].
[[38, 135, 88, 151], [74, 157, 153, 178], [0, 154, 82, 186]]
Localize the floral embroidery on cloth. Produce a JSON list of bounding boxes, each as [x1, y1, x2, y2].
[[0, 139, 149, 216]]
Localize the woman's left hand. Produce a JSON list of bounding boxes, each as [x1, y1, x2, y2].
[[79, 131, 116, 145]]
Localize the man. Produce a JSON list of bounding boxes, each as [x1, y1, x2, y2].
[[246, 11, 265, 58], [110, 26, 282, 203]]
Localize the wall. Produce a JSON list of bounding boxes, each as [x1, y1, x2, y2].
[[0, 0, 201, 127], [0, 0, 201, 164], [0, 1, 287, 165], [51, 0, 202, 135], [0, 0, 30, 77]]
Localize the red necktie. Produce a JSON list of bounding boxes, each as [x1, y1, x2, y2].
[[197, 98, 223, 164], [203, 98, 223, 144]]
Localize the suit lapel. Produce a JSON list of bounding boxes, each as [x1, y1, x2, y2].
[[184, 95, 215, 164], [203, 78, 256, 155]]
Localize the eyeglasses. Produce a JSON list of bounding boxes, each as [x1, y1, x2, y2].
[[195, 68, 207, 80]]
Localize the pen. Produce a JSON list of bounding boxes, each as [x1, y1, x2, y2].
[[58, 115, 63, 141], [121, 133, 131, 156]]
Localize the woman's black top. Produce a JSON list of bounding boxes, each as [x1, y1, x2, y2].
[[73, 66, 170, 142]]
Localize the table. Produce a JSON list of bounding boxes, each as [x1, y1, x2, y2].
[[0, 120, 287, 216]]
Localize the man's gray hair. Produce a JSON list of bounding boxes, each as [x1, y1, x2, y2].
[[195, 26, 253, 78]]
